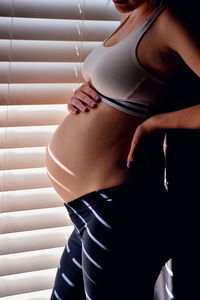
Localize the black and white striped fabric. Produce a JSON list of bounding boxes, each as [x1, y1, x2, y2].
[[50, 183, 173, 300], [153, 134, 174, 300]]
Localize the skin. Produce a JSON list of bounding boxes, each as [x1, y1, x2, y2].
[[68, 0, 200, 164], [47, 0, 200, 202], [68, 0, 152, 114]]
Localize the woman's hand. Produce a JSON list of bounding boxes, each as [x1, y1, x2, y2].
[[127, 115, 164, 168], [127, 104, 200, 167], [68, 82, 101, 114]]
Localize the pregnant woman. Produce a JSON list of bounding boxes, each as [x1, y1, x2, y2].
[[46, 0, 200, 299]]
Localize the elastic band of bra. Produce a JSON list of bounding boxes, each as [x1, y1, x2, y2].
[[94, 88, 156, 117]]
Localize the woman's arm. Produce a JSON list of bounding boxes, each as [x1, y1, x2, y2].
[[127, 104, 200, 166], [127, 7, 200, 166], [162, 6, 200, 77]]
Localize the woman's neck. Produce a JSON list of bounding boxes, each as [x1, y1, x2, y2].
[[128, 2, 153, 24], [136, 2, 152, 17]]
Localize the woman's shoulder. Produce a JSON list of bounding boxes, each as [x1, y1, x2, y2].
[[159, 1, 200, 77], [162, 1, 200, 31], [157, 1, 199, 44]]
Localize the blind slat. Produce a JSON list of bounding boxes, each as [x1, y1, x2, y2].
[[1, 288, 54, 300], [0, 226, 73, 255], [0, 105, 67, 127], [0, 168, 51, 191], [0, 17, 11, 39], [0, 40, 100, 62], [0, 0, 12, 17], [0, 268, 57, 297], [1, 207, 72, 234], [0, 247, 63, 276], [0, 0, 120, 21], [0, 18, 119, 41], [0, 83, 79, 105], [0, 62, 83, 84], [1, 188, 63, 213], [0, 125, 56, 149], [0, 147, 46, 170], [0, 289, 52, 300], [0, 40, 10, 61]]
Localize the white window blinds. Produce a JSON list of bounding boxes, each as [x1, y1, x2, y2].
[[0, 0, 120, 299]]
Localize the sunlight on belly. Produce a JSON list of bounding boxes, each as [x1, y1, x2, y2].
[[46, 169, 73, 193], [47, 144, 76, 177]]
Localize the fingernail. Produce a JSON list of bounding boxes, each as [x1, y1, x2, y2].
[[83, 107, 89, 112], [72, 108, 78, 113], [95, 96, 101, 102], [127, 161, 134, 168]]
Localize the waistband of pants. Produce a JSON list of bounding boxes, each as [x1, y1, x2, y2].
[[64, 183, 132, 213]]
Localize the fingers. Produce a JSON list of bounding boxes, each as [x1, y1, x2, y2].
[[73, 94, 96, 110], [68, 82, 101, 113], [127, 139, 136, 168], [67, 103, 80, 114], [81, 84, 101, 103], [126, 118, 157, 168], [127, 125, 144, 168], [71, 97, 90, 112], [74, 85, 101, 108]]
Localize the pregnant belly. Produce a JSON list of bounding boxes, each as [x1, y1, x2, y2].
[[45, 101, 144, 202]]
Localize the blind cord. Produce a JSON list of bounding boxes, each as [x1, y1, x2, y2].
[[72, 0, 85, 96]]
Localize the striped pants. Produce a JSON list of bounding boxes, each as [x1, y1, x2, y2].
[[50, 183, 175, 300]]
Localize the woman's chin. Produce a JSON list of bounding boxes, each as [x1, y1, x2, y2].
[[114, 3, 133, 13]]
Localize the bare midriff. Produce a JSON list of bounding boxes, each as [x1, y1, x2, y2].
[[45, 101, 145, 203]]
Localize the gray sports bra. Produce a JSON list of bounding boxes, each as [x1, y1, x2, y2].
[[82, 0, 173, 118]]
